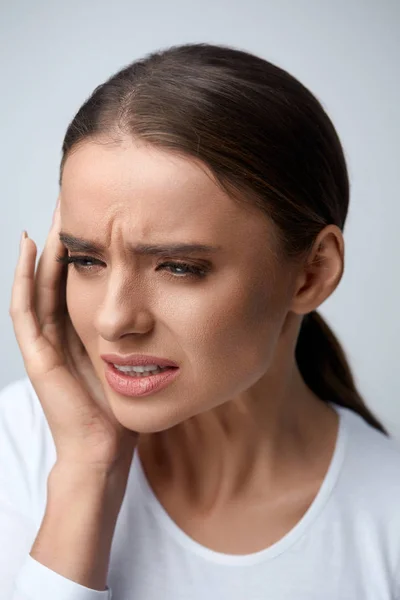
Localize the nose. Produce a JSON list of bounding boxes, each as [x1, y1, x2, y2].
[[94, 274, 155, 342]]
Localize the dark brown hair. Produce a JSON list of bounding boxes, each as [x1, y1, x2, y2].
[[59, 42, 387, 435]]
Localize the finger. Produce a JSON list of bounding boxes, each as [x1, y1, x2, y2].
[[10, 233, 62, 377], [34, 195, 67, 344]]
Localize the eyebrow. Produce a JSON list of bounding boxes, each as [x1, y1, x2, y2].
[[59, 232, 221, 257]]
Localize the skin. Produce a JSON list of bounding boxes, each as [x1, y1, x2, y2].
[[60, 136, 344, 553]]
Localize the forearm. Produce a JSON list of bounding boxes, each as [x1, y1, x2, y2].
[[29, 464, 129, 591]]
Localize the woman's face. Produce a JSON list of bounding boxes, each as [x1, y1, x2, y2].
[[60, 138, 297, 433]]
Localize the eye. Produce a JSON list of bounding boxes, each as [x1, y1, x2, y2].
[[156, 261, 208, 279], [55, 255, 103, 272], [56, 255, 209, 279]]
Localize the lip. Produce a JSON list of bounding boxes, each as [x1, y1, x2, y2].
[[104, 362, 180, 398], [100, 353, 179, 368]]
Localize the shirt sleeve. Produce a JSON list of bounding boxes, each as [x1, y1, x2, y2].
[[13, 554, 112, 599], [0, 379, 113, 600]]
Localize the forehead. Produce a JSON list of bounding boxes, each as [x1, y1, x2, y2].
[[60, 139, 272, 249], [62, 139, 225, 210]]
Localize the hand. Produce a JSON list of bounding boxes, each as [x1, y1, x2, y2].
[[9, 195, 139, 473]]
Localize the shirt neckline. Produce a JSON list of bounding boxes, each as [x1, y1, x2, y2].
[[134, 403, 348, 566]]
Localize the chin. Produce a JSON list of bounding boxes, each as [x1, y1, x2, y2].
[[104, 390, 188, 434]]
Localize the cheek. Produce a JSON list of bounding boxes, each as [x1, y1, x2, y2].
[[65, 278, 95, 342], [176, 288, 279, 413], [189, 278, 281, 377]]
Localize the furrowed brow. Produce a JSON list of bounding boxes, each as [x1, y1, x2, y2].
[[59, 233, 100, 253], [59, 232, 221, 257]]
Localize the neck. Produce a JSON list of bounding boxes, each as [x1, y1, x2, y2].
[[137, 363, 339, 513]]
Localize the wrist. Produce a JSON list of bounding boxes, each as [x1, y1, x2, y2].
[[30, 462, 129, 591], [48, 460, 131, 514]]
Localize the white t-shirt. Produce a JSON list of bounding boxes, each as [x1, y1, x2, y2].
[[1, 377, 400, 600]]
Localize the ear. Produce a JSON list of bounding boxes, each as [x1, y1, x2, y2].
[[290, 225, 344, 316]]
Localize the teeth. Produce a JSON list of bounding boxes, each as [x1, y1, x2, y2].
[[113, 364, 167, 374]]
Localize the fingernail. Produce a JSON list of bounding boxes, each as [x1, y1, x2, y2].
[[20, 230, 28, 252]]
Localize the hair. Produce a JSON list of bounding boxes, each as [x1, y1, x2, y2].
[[59, 42, 387, 435]]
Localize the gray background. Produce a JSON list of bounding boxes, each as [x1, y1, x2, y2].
[[1, 0, 399, 437]]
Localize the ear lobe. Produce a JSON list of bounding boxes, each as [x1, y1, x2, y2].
[[290, 225, 344, 316]]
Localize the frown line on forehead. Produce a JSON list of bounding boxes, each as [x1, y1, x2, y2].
[[59, 232, 222, 257]]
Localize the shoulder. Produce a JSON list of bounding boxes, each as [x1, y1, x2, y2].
[[0, 377, 56, 514], [0, 377, 46, 438], [0, 376, 54, 457], [335, 404, 400, 505], [331, 406, 400, 587], [339, 405, 400, 471], [0, 378, 36, 438]]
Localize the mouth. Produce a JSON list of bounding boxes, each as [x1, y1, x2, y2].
[[104, 362, 180, 398], [111, 364, 173, 377], [100, 353, 179, 368]]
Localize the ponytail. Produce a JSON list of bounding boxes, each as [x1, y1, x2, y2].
[[295, 311, 388, 435]]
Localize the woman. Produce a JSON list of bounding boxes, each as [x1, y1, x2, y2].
[[1, 42, 399, 599]]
